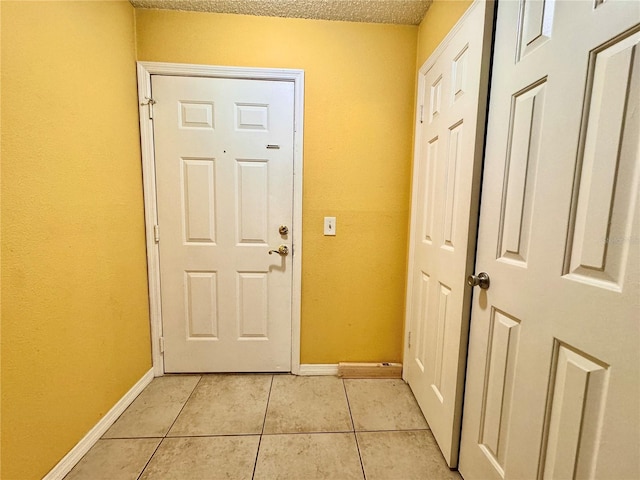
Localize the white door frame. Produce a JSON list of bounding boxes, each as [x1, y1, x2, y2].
[[136, 61, 304, 377]]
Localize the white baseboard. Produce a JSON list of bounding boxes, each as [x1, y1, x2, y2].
[[43, 368, 155, 480], [297, 364, 339, 376]]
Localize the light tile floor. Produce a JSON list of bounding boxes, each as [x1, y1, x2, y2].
[[65, 374, 462, 480]]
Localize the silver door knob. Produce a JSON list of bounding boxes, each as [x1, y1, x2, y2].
[[467, 272, 490, 289], [269, 245, 289, 256]]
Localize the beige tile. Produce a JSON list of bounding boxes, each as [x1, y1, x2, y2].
[[168, 374, 272, 436], [263, 375, 353, 434], [103, 375, 200, 438], [344, 379, 428, 431], [64, 439, 160, 480], [357, 431, 461, 480], [254, 433, 364, 480], [139, 436, 259, 480]]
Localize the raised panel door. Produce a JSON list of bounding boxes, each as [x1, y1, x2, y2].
[[153, 75, 294, 372], [459, 2, 640, 478], [404, 1, 494, 466]]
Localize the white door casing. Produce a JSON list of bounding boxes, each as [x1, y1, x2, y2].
[[459, 1, 639, 479], [136, 63, 304, 375], [403, 0, 494, 467]]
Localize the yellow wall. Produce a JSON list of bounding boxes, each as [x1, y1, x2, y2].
[[416, 0, 473, 68], [1, 2, 151, 478], [136, 10, 418, 363], [0, 2, 472, 476]]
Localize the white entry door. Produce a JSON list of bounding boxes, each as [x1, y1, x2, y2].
[[152, 75, 295, 373], [404, 1, 494, 467], [459, 1, 639, 479]]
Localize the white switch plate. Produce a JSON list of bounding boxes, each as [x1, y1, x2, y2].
[[324, 217, 336, 236]]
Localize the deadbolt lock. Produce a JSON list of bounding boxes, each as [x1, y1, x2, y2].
[[279, 225, 289, 235]]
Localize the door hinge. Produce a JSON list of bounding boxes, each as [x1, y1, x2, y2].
[[159, 336, 165, 353], [141, 97, 156, 120], [419, 105, 424, 124], [154, 224, 160, 243], [407, 331, 412, 349]]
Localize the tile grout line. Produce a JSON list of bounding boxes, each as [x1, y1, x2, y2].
[[260, 429, 354, 436], [163, 375, 205, 437], [342, 379, 367, 480], [252, 374, 275, 480], [135, 375, 204, 480], [135, 437, 164, 480], [353, 427, 431, 434]]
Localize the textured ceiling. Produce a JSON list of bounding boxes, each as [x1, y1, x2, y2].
[[130, 0, 433, 25]]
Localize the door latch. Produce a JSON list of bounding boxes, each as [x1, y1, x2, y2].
[[268, 245, 289, 256]]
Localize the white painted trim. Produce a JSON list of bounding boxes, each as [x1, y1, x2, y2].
[[42, 369, 154, 480], [298, 364, 339, 376], [137, 63, 164, 377], [403, 0, 487, 381], [136, 62, 304, 376]]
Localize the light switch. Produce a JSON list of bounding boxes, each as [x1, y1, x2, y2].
[[324, 217, 336, 236]]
